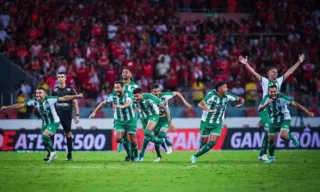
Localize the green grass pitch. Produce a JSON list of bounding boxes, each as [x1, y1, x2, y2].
[[0, 151, 319, 192]]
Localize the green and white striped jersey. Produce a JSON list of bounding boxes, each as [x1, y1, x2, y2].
[[106, 92, 135, 121], [135, 93, 161, 119], [158, 92, 174, 116], [260, 93, 293, 124], [201, 90, 239, 124], [25, 96, 60, 125], [260, 76, 284, 97], [124, 81, 139, 95]]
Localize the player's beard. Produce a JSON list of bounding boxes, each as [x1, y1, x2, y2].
[[122, 76, 129, 80]]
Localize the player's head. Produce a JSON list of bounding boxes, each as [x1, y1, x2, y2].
[[36, 87, 46, 101], [57, 72, 66, 84], [151, 84, 161, 98], [114, 81, 124, 96], [267, 67, 278, 80], [215, 81, 228, 96], [121, 67, 132, 80], [268, 85, 278, 99], [133, 88, 143, 102]]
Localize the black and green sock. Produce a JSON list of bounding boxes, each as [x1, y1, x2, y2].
[[268, 143, 275, 157], [131, 143, 138, 158], [140, 136, 150, 155], [158, 131, 172, 146], [194, 141, 216, 158], [123, 136, 131, 157], [145, 129, 162, 144], [259, 131, 268, 156], [42, 135, 55, 152], [155, 143, 161, 158], [200, 139, 206, 149]]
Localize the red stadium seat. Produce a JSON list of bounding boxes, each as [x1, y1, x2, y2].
[[245, 108, 258, 117], [0, 110, 6, 119], [7, 109, 18, 119], [77, 98, 86, 107], [95, 111, 105, 118]]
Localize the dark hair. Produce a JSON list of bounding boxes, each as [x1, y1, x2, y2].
[[37, 87, 46, 91], [114, 81, 124, 87], [58, 72, 66, 75], [269, 85, 277, 90], [151, 84, 160, 90], [214, 81, 226, 91], [133, 88, 142, 94], [267, 67, 278, 73], [121, 67, 132, 73]]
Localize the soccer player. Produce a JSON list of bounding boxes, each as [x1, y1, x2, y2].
[[238, 54, 305, 161], [133, 88, 173, 162], [46, 72, 79, 161], [191, 82, 244, 163], [121, 67, 140, 161], [141, 83, 192, 162], [89, 81, 138, 161], [258, 85, 314, 163], [1, 87, 83, 162]]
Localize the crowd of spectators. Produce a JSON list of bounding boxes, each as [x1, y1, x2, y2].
[[0, 0, 319, 111]]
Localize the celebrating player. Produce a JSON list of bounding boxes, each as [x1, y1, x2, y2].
[[258, 85, 314, 163], [238, 54, 305, 161], [47, 72, 80, 161], [133, 88, 173, 161], [121, 67, 139, 161], [140, 83, 192, 162], [191, 82, 244, 163], [89, 81, 138, 161], [1, 87, 83, 162]]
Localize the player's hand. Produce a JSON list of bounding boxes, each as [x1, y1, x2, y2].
[[169, 123, 176, 132], [77, 93, 83, 98], [115, 104, 123, 109], [1, 106, 7, 110], [298, 54, 305, 63], [307, 111, 314, 118], [266, 98, 274, 105], [235, 103, 243, 108], [185, 103, 192, 109], [238, 55, 248, 65], [88, 112, 96, 119], [206, 109, 214, 113], [74, 116, 80, 124]]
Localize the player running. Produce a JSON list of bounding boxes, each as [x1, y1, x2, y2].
[[139, 83, 192, 162], [89, 81, 138, 161], [133, 87, 174, 162], [191, 82, 244, 163], [47, 72, 80, 161], [258, 85, 314, 163], [238, 54, 305, 161], [1, 87, 83, 162], [121, 67, 139, 161]]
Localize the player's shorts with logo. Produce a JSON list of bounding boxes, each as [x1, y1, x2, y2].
[[268, 120, 291, 135], [141, 115, 160, 129], [153, 116, 170, 134], [41, 122, 61, 134], [57, 112, 72, 133], [200, 120, 223, 136], [259, 110, 270, 131], [113, 118, 137, 134]]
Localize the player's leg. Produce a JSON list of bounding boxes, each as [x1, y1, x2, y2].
[[61, 118, 73, 161], [154, 143, 162, 162], [279, 120, 299, 148], [42, 125, 50, 161], [258, 111, 269, 161], [199, 121, 209, 149], [157, 117, 172, 154], [114, 120, 131, 161], [144, 116, 163, 144], [139, 119, 149, 161], [127, 119, 138, 161], [265, 125, 278, 163], [122, 131, 132, 161], [191, 122, 220, 163], [43, 122, 60, 163]]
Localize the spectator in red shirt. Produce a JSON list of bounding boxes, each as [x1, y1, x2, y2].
[[167, 68, 179, 91]]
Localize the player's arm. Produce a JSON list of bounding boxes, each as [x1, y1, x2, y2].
[[89, 100, 107, 119], [1, 103, 26, 110], [238, 55, 262, 81], [283, 54, 305, 80], [72, 99, 80, 123], [235, 97, 245, 108], [58, 93, 83, 102], [258, 98, 273, 112], [198, 100, 214, 112], [173, 91, 192, 109], [159, 103, 175, 131], [115, 99, 131, 109], [290, 101, 314, 117]]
